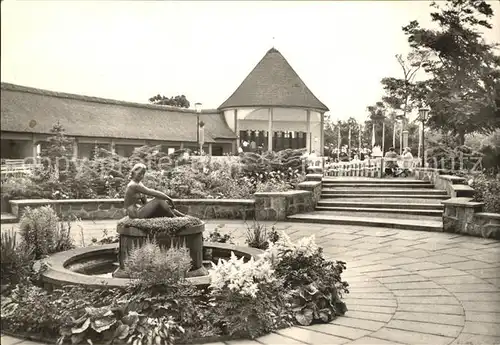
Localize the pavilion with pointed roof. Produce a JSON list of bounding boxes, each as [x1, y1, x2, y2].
[[1, 47, 328, 160], [219, 47, 328, 154]]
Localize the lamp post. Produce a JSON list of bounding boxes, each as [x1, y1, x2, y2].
[[194, 102, 202, 154], [418, 106, 430, 168]]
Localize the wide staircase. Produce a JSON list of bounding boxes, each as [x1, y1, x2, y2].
[[289, 177, 446, 231]]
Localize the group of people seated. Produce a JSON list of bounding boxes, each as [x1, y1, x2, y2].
[[384, 147, 414, 177]]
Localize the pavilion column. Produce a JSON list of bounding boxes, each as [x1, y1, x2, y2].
[[382, 122, 385, 154], [234, 109, 239, 154], [267, 108, 273, 152], [208, 143, 213, 155], [320, 112, 324, 156], [73, 138, 79, 160], [111, 139, 116, 154], [371, 123, 376, 148], [306, 110, 311, 153]]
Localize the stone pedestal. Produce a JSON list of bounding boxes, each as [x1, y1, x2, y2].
[[114, 221, 205, 277]]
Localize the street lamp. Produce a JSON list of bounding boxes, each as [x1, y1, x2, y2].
[[418, 106, 430, 168], [194, 102, 202, 154]]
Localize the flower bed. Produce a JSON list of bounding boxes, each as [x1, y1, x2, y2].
[[1, 225, 349, 345]]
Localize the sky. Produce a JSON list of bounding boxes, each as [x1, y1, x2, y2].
[[1, 0, 499, 123]]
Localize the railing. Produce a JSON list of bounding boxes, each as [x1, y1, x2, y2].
[[1, 159, 40, 179], [324, 158, 421, 178]]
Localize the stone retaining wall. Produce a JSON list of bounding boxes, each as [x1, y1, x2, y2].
[[9, 180, 322, 222], [442, 197, 500, 239]]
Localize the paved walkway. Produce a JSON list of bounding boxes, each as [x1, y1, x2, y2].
[[2, 220, 500, 345]]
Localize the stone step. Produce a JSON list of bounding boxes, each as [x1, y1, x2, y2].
[[322, 188, 447, 195], [319, 197, 447, 204], [317, 200, 443, 210], [287, 212, 443, 232], [0, 213, 17, 224], [320, 193, 449, 200], [321, 183, 434, 189], [309, 209, 440, 221], [322, 178, 429, 184], [315, 206, 443, 217]]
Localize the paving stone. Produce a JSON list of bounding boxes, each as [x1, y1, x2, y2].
[[449, 333, 500, 345], [386, 319, 462, 337], [472, 267, 500, 279], [332, 316, 386, 331], [462, 321, 500, 337], [345, 292, 394, 300], [351, 253, 397, 262], [469, 254, 500, 264], [344, 298, 397, 307], [433, 275, 490, 285], [378, 246, 415, 254], [392, 311, 464, 327], [344, 310, 393, 322], [442, 283, 500, 293], [276, 326, 347, 344], [377, 256, 420, 267], [380, 239, 418, 247], [347, 286, 391, 293], [371, 327, 454, 345], [465, 311, 500, 323], [424, 254, 469, 265], [485, 278, 500, 288], [349, 249, 377, 258], [365, 269, 414, 278], [256, 332, 307, 344], [397, 303, 464, 315], [396, 261, 445, 272], [462, 301, 500, 313], [384, 281, 442, 290], [454, 292, 500, 301], [347, 305, 396, 314], [417, 267, 468, 278], [410, 242, 458, 251], [343, 260, 376, 268], [351, 236, 396, 244], [376, 274, 430, 284], [345, 336, 405, 345], [301, 323, 371, 340], [438, 247, 481, 257], [390, 288, 452, 297], [348, 242, 390, 251], [325, 233, 365, 242], [396, 296, 460, 305], [449, 260, 500, 271], [356, 264, 396, 273]]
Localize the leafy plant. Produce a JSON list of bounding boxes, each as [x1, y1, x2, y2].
[[470, 174, 500, 213], [204, 224, 233, 243], [245, 221, 280, 250]]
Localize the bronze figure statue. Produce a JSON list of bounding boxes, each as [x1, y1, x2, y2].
[[124, 163, 185, 218]]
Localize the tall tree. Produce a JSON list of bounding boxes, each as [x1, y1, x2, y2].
[[381, 51, 429, 114], [149, 94, 190, 108], [402, 0, 500, 145]]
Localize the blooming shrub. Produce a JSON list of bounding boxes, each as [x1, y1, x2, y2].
[[125, 238, 192, 287], [19, 206, 74, 260], [207, 252, 293, 338]]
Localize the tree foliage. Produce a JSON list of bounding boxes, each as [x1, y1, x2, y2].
[[149, 94, 190, 108], [401, 0, 500, 144]]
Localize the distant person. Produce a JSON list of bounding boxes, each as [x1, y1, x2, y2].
[[398, 147, 414, 177], [384, 147, 398, 177]]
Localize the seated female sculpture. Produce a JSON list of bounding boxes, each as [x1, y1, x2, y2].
[[124, 163, 185, 218]]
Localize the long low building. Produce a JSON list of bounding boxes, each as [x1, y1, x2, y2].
[[1, 47, 328, 159]]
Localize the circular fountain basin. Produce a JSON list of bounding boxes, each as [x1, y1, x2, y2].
[[117, 222, 205, 272], [38, 243, 263, 290]]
